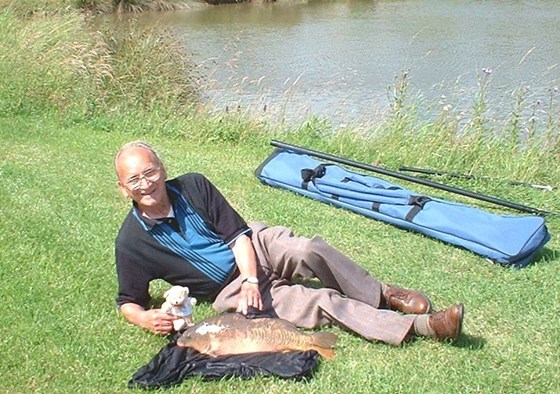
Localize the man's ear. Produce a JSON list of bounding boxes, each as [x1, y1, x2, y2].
[[117, 181, 130, 198]]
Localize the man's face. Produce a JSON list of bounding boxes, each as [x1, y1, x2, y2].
[[115, 147, 167, 210]]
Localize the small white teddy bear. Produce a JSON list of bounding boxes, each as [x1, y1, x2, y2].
[[161, 285, 197, 331]]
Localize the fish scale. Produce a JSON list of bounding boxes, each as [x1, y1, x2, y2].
[[241, 325, 307, 348], [177, 313, 338, 359]]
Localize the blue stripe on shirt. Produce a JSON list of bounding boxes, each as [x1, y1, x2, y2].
[[145, 185, 235, 284]]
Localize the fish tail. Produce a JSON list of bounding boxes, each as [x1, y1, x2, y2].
[[310, 332, 338, 359]]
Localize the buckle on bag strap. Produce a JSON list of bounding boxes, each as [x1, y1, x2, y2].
[[301, 164, 328, 189], [405, 195, 432, 221]]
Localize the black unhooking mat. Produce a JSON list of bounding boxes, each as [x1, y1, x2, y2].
[[128, 336, 320, 389]]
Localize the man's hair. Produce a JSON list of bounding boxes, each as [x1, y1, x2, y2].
[[114, 141, 165, 175]]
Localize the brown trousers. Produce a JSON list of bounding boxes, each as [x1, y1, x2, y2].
[[213, 222, 415, 346]]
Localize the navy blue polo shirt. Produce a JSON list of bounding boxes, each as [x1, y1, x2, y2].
[[115, 173, 250, 309]]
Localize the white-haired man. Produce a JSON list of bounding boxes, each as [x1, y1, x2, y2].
[[114, 141, 464, 345]]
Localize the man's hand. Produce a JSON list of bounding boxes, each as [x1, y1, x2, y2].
[[230, 235, 263, 315], [236, 282, 263, 315], [140, 309, 177, 335], [120, 303, 177, 335]]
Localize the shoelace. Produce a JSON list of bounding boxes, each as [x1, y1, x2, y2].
[[387, 290, 410, 301]]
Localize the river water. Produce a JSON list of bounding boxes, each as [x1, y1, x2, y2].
[[130, 0, 560, 127]]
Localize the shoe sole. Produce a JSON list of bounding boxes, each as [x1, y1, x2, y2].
[[453, 303, 465, 339]]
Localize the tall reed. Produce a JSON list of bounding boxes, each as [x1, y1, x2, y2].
[[300, 68, 560, 188], [0, 0, 185, 15], [1, 4, 558, 185], [0, 9, 199, 124]]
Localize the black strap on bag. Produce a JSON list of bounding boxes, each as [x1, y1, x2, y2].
[[405, 196, 432, 222], [301, 164, 329, 190]]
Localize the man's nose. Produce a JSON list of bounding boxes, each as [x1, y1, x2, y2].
[[138, 176, 152, 188]]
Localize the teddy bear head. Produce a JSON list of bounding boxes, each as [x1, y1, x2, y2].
[[163, 285, 189, 306]]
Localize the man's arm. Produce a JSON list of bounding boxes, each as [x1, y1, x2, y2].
[[120, 303, 176, 335], [231, 234, 263, 314]]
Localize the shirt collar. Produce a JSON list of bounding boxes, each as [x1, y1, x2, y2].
[[131, 183, 178, 230]]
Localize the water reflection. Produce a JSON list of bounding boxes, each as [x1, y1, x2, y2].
[[113, 0, 560, 127]]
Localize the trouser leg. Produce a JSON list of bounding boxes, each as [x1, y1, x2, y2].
[[213, 275, 414, 345], [248, 221, 384, 308], [213, 222, 414, 345], [268, 281, 414, 345]]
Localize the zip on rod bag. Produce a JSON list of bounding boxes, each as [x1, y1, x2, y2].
[[255, 148, 551, 268]]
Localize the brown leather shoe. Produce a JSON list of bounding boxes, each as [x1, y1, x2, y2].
[[428, 303, 464, 340], [383, 284, 433, 314]]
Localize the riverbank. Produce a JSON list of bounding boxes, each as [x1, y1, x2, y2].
[[0, 0, 195, 15], [2, 8, 558, 180], [1, 7, 559, 393]]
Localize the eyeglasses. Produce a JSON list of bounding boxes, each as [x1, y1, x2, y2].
[[125, 168, 162, 190]]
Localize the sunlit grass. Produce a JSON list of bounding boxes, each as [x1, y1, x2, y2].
[[1, 117, 558, 393]]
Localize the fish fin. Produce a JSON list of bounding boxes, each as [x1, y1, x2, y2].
[[311, 332, 338, 359], [315, 347, 335, 360]]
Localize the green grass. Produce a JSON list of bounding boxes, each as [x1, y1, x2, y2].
[[1, 6, 559, 394], [1, 115, 559, 393]]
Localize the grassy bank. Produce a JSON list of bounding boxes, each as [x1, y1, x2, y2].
[[2, 114, 559, 394], [1, 8, 559, 394], [0, 0, 191, 15]]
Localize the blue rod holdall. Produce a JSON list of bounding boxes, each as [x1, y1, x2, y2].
[[255, 148, 551, 268]]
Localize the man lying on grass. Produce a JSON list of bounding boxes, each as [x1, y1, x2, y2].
[[113, 141, 464, 345]]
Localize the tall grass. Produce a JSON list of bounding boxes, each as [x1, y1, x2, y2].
[[350, 70, 560, 191], [0, 9, 199, 126], [3, 4, 556, 185], [0, 0, 187, 15]]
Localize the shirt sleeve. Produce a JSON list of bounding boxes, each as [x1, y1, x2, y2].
[[176, 173, 251, 244], [115, 243, 152, 309]]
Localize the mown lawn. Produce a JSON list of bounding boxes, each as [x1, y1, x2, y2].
[[1, 114, 558, 393]]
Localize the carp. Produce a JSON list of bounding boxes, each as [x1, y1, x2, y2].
[[176, 312, 338, 359]]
